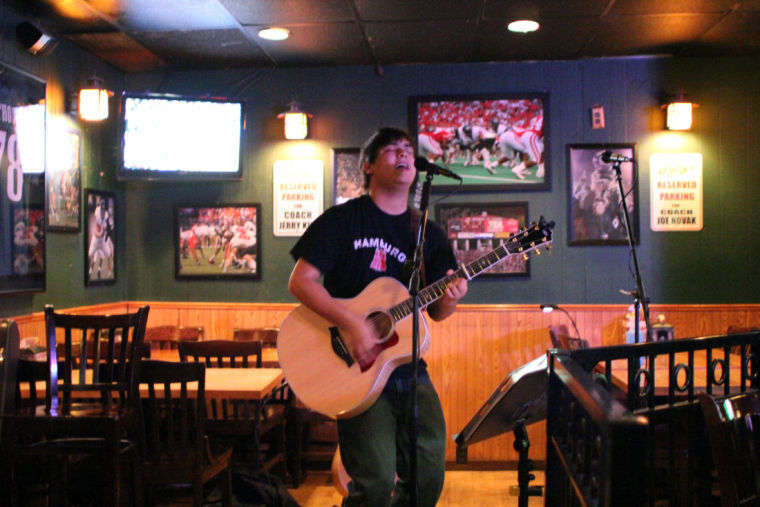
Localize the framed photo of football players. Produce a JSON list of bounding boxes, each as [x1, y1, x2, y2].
[[408, 93, 549, 192], [84, 189, 116, 286], [46, 127, 81, 231], [333, 147, 364, 205], [436, 201, 530, 277], [174, 203, 261, 280], [567, 143, 638, 246]]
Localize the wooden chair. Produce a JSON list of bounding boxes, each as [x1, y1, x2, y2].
[[178, 325, 204, 342], [698, 390, 760, 506], [549, 324, 588, 350], [1, 304, 150, 506], [177, 339, 288, 481], [548, 325, 569, 349], [178, 339, 262, 368], [144, 324, 178, 350], [233, 327, 279, 347], [0, 319, 20, 418], [137, 360, 232, 506]]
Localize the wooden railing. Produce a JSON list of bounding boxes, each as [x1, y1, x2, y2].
[[6, 301, 760, 466]]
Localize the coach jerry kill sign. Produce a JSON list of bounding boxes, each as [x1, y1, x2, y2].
[[650, 153, 703, 232], [273, 159, 324, 237]]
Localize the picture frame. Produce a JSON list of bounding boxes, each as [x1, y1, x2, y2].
[[46, 127, 81, 231], [175, 203, 261, 280], [567, 143, 638, 246], [436, 201, 530, 277], [409, 93, 549, 192], [10, 205, 45, 284], [1, 61, 47, 295], [333, 147, 364, 205], [84, 189, 116, 285]]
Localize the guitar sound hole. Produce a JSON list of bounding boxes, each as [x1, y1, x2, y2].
[[366, 311, 394, 343]]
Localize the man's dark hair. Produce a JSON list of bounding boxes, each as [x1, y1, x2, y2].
[[359, 127, 414, 190]]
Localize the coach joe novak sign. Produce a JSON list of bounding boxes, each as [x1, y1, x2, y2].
[[650, 153, 703, 231], [274, 160, 324, 237]]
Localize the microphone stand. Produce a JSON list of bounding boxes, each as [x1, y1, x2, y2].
[[408, 168, 434, 507], [611, 160, 652, 343]]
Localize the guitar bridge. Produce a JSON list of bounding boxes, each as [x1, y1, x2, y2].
[[330, 326, 355, 368]]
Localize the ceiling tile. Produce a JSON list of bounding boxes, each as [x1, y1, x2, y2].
[[67, 32, 166, 72], [354, 0, 478, 21], [136, 29, 268, 68], [221, 0, 354, 25], [120, 0, 239, 31], [364, 20, 479, 64], [244, 22, 373, 66]]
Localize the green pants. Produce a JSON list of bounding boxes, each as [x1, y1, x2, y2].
[[337, 368, 446, 507]]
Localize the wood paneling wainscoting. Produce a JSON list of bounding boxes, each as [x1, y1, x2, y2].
[[9, 301, 760, 466]]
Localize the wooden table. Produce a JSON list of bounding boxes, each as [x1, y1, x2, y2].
[[18, 361, 284, 402]]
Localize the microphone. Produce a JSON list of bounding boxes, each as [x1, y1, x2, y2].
[[601, 151, 634, 163], [414, 157, 462, 181]]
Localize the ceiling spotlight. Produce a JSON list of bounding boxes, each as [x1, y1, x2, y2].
[[508, 20, 540, 34], [258, 27, 290, 41]]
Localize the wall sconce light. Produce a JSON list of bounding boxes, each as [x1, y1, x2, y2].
[[79, 76, 111, 121], [278, 101, 311, 140], [540, 303, 582, 339], [664, 95, 696, 130]]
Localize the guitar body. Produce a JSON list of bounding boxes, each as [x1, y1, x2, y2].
[[277, 277, 430, 419]]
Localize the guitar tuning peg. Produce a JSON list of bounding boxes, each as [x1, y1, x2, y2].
[[534, 249, 541, 255], [530, 221, 537, 227], [523, 253, 529, 261], [546, 245, 552, 251]]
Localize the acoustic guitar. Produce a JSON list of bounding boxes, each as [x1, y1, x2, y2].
[[277, 218, 554, 419]]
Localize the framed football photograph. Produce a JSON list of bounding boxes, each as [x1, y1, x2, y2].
[[84, 189, 116, 286], [436, 201, 530, 276], [46, 127, 81, 231], [175, 204, 261, 280], [409, 93, 549, 192]]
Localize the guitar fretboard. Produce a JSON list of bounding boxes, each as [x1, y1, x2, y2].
[[388, 219, 552, 323]]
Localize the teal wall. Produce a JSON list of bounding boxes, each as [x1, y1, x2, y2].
[[2, 0, 759, 318]]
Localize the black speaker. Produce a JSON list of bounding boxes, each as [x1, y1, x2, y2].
[[16, 22, 55, 55]]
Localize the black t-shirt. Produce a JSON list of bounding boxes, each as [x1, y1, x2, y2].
[[290, 194, 456, 298]]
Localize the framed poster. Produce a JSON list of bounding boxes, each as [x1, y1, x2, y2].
[[175, 204, 261, 280], [84, 189, 116, 285], [333, 147, 364, 205], [436, 201, 530, 276], [46, 127, 81, 231], [0, 61, 46, 294], [409, 93, 548, 192], [567, 144, 638, 246]]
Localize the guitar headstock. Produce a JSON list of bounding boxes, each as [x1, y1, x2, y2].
[[507, 216, 555, 259]]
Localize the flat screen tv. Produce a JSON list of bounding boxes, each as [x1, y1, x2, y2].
[[118, 92, 244, 181]]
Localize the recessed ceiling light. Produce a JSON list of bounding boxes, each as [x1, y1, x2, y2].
[[258, 27, 290, 41], [508, 20, 540, 33]]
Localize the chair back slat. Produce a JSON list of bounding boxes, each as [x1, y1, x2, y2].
[[178, 339, 262, 369], [138, 360, 206, 470]]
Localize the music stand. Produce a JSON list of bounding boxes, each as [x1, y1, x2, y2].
[[453, 354, 547, 506]]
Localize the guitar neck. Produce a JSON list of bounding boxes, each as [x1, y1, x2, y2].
[[389, 220, 551, 322]]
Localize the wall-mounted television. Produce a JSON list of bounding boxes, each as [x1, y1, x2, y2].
[[118, 92, 245, 181]]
